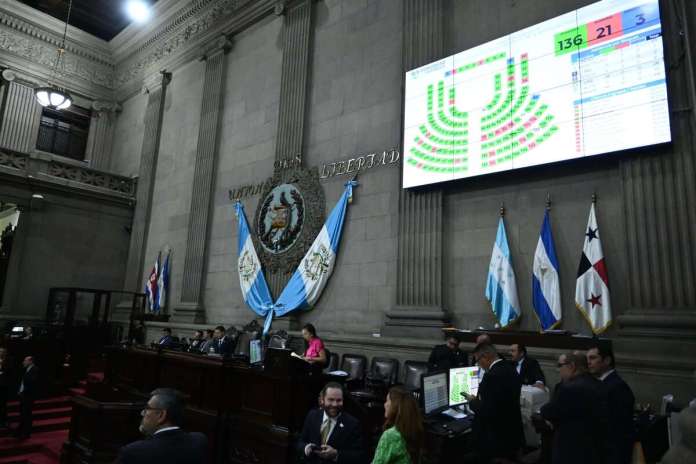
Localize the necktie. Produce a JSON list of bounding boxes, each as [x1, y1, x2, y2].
[[320, 418, 331, 445]]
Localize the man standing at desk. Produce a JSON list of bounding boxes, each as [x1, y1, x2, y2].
[[465, 343, 523, 463], [298, 382, 365, 464], [428, 335, 468, 372], [15, 356, 38, 439], [588, 344, 635, 464]]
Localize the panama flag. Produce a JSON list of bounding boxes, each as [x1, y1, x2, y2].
[[156, 251, 170, 312], [145, 253, 160, 312], [532, 211, 562, 331], [234, 201, 274, 317], [575, 203, 612, 333], [273, 181, 357, 332], [485, 217, 520, 328]]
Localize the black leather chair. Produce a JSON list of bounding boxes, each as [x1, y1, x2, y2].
[[324, 351, 339, 372], [234, 332, 252, 357], [351, 357, 399, 404], [340, 354, 367, 389], [402, 360, 429, 398], [268, 334, 287, 349]]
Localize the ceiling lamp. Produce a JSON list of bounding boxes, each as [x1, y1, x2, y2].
[[34, 0, 74, 111], [126, 1, 151, 23]]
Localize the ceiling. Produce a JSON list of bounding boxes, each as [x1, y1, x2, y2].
[[18, 0, 159, 42]]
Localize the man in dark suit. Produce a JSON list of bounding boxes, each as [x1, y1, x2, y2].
[[588, 344, 636, 464], [186, 330, 204, 353], [510, 343, 546, 388], [114, 388, 208, 464], [540, 352, 609, 464], [465, 343, 523, 463], [157, 328, 174, 348], [297, 382, 365, 464], [428, 335, 468, 372], [15, 355, 39, 439], [212, 326, 233, 356]]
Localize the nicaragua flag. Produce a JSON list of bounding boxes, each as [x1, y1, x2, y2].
[[145, 253, 160, 312], [234, 202, 274, 316], [532, 210, 562, 331], [575, 203, 612, 334], [156, 251, 170, 312], [273, 181, 357, 332], [485, 217, 520, 328]]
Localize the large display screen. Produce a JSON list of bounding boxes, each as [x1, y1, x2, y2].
[[403, 0, 671, 188]]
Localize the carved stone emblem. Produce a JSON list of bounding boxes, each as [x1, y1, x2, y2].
[[253, 168, 325, 275]]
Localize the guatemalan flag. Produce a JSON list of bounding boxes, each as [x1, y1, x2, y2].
[[272, 181, 357, 334], [575, 203, 612, 334], [532, 210, 562, 331], [145, 253, 160, 312], [234, 201, 274, 319], [156, 251, 170, 312], [485, 217, 520, 328]]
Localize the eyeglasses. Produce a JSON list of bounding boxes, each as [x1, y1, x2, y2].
[[141, 405, 164, 414], [557, 362, 570, 368]]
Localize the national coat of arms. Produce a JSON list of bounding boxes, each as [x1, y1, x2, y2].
[[303, 244, 331, 281], [257, 184, 304, 254], [238, 249, 257, 283]]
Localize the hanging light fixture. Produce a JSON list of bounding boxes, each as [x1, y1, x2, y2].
[[34, 0, 74, 110]]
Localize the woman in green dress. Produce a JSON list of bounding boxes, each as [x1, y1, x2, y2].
[[372, 386, 424, 464]]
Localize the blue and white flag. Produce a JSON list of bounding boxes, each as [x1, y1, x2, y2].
[[157, 250, 170, 311], [272, 181, 357, 334], [532, 210, 562, 331], [234, 202, 274, 317], [485, 217, 520, 328]]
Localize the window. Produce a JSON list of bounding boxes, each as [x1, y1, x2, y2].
[[36, 105, 91, 161]]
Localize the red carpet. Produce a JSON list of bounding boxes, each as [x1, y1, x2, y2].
[[0, 377, 97, 464]]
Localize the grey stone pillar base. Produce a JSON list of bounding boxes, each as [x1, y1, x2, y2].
[[382, 306, 450, 339], [172, 302, 207, 324]]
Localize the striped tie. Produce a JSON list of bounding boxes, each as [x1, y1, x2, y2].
[[320, 418, 331, 445]]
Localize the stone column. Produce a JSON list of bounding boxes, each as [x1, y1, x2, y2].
[[266, 0, 315, 298], [122, 71, 171, 294], [0, 75, 42, 153], [383, 0, 449, 338], [85, 101, 120, 171], [174, 37, 232, 324]]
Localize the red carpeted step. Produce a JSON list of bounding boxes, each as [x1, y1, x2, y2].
[[6, 407, 73, 424], [0, 417, 71, 439], [7, 398, 71, 414], [0, 451, 54, 464]]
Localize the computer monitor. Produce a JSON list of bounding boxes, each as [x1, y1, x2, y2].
[[449, 366, 480, 407], [421, 371, 448, 416], [249, 339, 262, 364]]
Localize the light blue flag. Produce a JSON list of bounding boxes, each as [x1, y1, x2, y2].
[[234, 202, 274, 319], [156, 251, 170, 311], [485, 217, 520, 328], [532, 210, 562, 331], [270, 181, 357, 334]]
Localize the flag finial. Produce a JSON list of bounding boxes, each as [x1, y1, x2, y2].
[[592, 192, 597, 204], [499, 202, 505, 217], [545, 194, 551, 211]]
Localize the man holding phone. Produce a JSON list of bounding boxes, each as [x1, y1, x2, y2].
[[298, 382, 365, 463]]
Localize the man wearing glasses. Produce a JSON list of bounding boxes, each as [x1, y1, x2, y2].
[[539, 352, 608, 464], [114, 388, 208, 464]]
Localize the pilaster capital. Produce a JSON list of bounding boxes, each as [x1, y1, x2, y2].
[[199, 35, 233, 61], [141, 70, 172, 95], [91, 100, 122, 114]]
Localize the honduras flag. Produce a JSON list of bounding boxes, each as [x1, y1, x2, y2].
[[234, 202, 274, 318], [485, 217, 520, 328], [156, 251, 170, 312], [272, 181, 357, 334], [532, 210, 562, 331]]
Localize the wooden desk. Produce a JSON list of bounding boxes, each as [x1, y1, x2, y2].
[[443, 328, 612, 351], [63, 347, 324, 464]]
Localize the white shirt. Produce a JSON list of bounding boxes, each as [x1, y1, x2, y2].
[[18, 364, 33, 394], [154, 426, 180, 435], [490, 358, 503, 370], [599, 369, 615, 382], [516, 357, 524, 374]]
